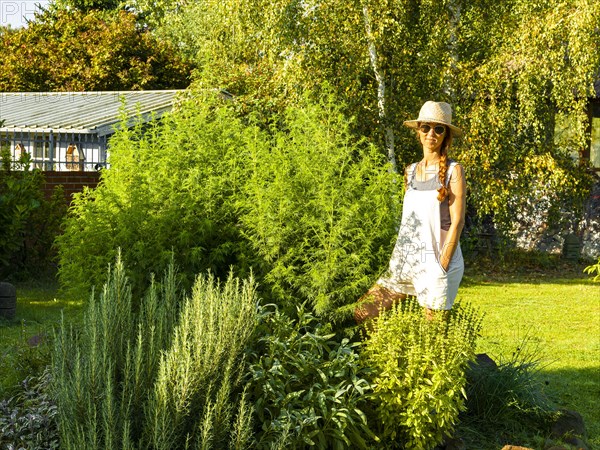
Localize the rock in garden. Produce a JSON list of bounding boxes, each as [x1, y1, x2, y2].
[[443, 436, 466, 450], [27, 333, 46, 347], [562, 436, 588, 450], [551, 409, 587, 440], [474, 353, 498, 370]]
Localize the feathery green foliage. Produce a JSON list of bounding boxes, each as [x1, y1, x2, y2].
[[361, 300, 483, 449], [241, 92, 402, 318], [52, 254, 258, 449], [56, 91, 257, 299], [57, 90, 399, 319]]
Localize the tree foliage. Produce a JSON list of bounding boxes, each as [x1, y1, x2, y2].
[[0, 9, 192, 91], [142, 0, 600, 238], [454, 0, 599, 236]]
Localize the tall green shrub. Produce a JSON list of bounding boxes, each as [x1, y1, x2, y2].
[[241, 92, 402, 319], [57, 89, 399, 320], [146, 271, 257, 449], [56, 91, 260, 298], [361, 300, 483, 450], [52, 254, 258, 449]]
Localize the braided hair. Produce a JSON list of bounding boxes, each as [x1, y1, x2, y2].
[[436, 127, 453, 202]]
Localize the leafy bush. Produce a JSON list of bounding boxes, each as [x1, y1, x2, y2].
[[0, 149, 67, 280], [361, 300, 483, 450], [240, 92, 401, 319], [52, 253, 258, 449], [247, 304, 376, 449], [584, 256, 600, 281], [0, 369, 59, 450]]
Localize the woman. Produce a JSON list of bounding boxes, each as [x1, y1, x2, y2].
[[355, 101, 466, 322]]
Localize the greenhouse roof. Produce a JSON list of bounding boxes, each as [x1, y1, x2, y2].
[[0, 90, 184, 136]]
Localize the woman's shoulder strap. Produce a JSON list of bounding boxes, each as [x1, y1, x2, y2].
[[445, 160, 459, 186], [406, 163, 418, 183]]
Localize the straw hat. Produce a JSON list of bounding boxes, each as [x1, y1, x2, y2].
[[403, 101, 462, 136]]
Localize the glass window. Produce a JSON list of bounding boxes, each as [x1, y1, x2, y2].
[[32, 134, 51, 169], [33, 140, 49, 160], [66, 144, 85, 171]]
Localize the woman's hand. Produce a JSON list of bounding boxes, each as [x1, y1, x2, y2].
[[440, 254, 451, 272]]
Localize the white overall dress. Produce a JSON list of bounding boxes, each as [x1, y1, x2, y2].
[[377, 162, 464, 310]]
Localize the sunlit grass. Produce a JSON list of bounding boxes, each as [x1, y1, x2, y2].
[[458, 269, 600, 448]]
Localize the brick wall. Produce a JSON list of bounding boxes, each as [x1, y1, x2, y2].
[[42, 171, 101, 202]]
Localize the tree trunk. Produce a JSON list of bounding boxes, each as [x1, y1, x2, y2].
[[362, 3, 397, 172]]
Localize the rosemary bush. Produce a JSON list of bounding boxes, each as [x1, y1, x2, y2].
[[52, 254, 258, 449], [361, 300, 483, 450], [247, 304, 376, 449], [146, 271, 258, 449]]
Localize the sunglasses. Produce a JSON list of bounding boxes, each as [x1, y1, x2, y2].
[[418, 124, 446, 135]]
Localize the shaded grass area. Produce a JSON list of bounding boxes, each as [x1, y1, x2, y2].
[[0, 281, 83, 397], [458, 259, 600, 449]]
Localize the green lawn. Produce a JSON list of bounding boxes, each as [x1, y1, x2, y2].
[[0, 282, 83, 397], [458, 269, 600, 449]]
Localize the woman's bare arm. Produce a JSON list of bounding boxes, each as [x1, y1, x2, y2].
[[440, 164, 466, 271]]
